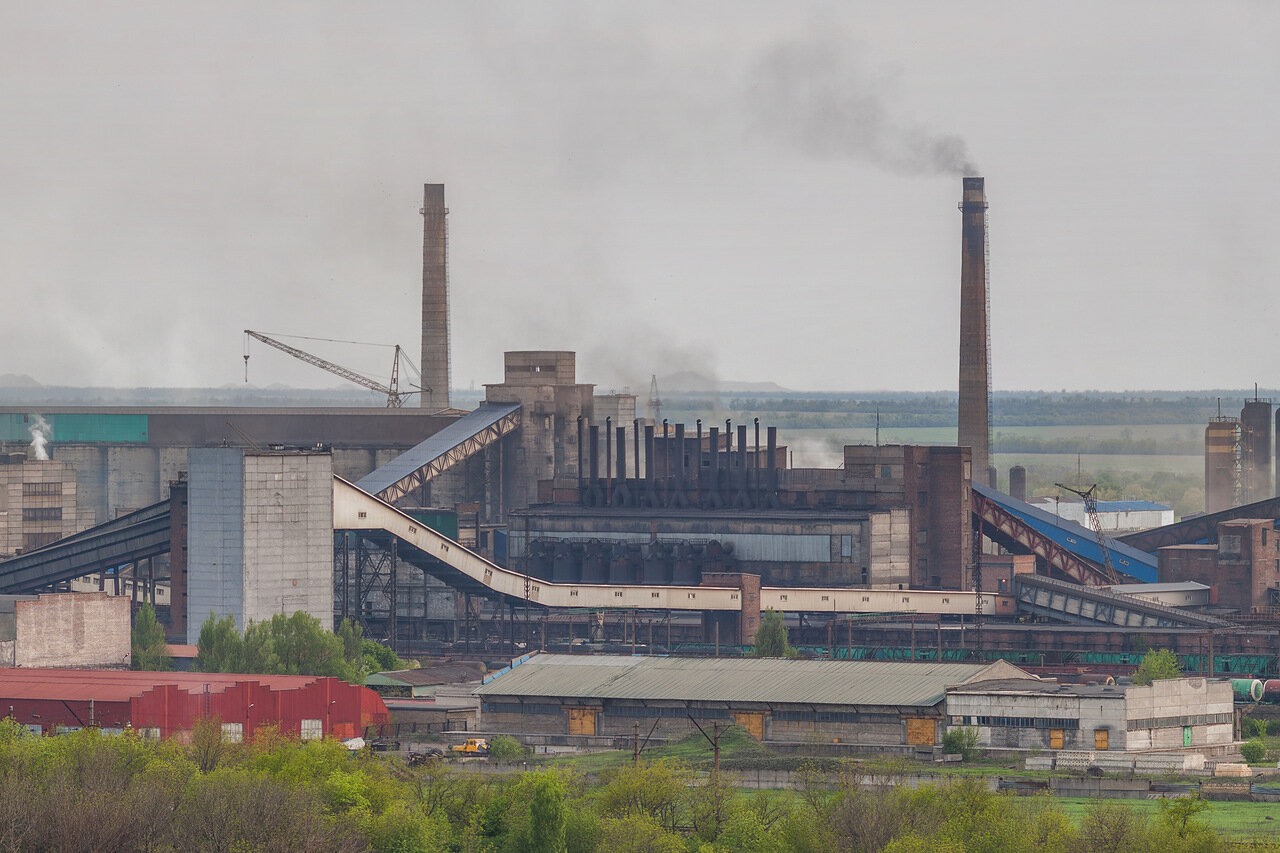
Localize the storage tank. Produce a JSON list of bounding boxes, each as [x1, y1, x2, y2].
[[1009, 466, 1027, 502], [1262, 679, 1280, 703], [1232, 678, 1264, 703], [1205, 418, 1239, 513]]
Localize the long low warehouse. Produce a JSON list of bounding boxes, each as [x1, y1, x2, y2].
[[474, 653, 1034, 747]]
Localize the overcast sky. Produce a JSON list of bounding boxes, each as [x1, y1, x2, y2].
[[2, 2, 1277, 394]]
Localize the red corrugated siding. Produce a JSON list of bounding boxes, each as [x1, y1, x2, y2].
[[0, 671, 389, 740], [129, 677, 390, 739]]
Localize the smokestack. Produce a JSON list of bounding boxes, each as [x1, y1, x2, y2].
[[958, 177, 990, 479], [420, 184, 451, 410]]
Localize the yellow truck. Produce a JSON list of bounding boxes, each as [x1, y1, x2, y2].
[[450, 738, 489, 756]]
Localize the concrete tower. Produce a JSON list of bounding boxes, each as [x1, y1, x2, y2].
[[958, 177, 990, 481], [1240, 398, 1271, 503], [420, 184, 451, 410]]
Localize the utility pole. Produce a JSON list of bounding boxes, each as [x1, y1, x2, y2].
[[687, 714, 722, 777]]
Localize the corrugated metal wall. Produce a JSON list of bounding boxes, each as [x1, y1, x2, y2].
[[186, 449, 245, 643], [0, 413, 148, 443]]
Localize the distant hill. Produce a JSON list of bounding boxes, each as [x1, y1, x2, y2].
[[0, 374, 41, 388]]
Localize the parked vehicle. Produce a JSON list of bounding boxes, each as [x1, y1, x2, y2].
[[451, 738, 489, 755]]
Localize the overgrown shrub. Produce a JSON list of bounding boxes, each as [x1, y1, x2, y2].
[[941, 727, 979, 761], [488, 734, 529, 766], [1242, 717, 1269, 739], [1241, 739, 1267, 764]]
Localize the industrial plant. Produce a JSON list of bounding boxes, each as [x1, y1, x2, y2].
[[3, 179, 1280, 758]]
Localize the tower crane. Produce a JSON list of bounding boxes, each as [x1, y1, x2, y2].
[[243, 330, 422, 408], [1055, 482, 1121, 585]]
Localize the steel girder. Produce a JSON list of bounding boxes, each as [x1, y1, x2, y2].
[[1013, 574, 1232, 629], [972, 489, 1111, 587], [374, 408, 520, 505], [0, 503, 172, 593], [1118, 496, 1280, 552]]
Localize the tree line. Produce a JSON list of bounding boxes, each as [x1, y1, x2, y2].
[[0, 720, 1256, 853], [131, 605, 409, 682]]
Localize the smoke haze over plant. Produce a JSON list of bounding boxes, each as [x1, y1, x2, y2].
[[0, 2, 1276, 394]]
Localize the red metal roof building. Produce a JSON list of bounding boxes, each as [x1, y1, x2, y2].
[[0, 669, 390, 741]]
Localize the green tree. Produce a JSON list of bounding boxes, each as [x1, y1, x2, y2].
[[1133, 648, 1183, 685], [526, 771, 568, 853], [751, 609, 795, 658], [194, 613, 243, 673], [1241, 739, 1266, 764], [193, 611, 363, 681], [941, 727, 979, 761], [131, 601, 172, 671], [487, 734, 528, 766]]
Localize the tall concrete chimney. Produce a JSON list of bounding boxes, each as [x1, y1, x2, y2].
[[420, 184, 451, 410], [958, 177, 990, 480]]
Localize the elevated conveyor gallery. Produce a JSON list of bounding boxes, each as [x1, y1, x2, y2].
[[355, 402, 521, 504], [1117, 495, 1280, 552], [972, 483, 1158, 585], [0, 499, 171, 593], [334, 477, 1011, 617], [1012, 574, 1232, 629]]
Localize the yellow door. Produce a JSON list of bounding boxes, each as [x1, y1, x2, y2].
[[1050, 729, 1064, 749], [567, 708, 596, 736], [907, 718, 936, 746], [734, 712, 765, 740], [1094, 729, 1109, 750]]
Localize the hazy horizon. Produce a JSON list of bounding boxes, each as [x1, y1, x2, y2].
[[3, 3, 1277, 394]]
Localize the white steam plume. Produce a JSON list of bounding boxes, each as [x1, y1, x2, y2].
[[28, 415, 51, 461]]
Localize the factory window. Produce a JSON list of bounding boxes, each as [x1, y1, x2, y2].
[[22, 507, 62, 521], [840, 535, 852, 558], [918, 491, 928, 508], [976, 716, 1079, 730], [22, 482, 61, 497], [300, 719, 322, 741], [22, 533, 59, 551], [220, 722, 244, 744], [605, 705, 728, 720], [881, 466, 893, 479]]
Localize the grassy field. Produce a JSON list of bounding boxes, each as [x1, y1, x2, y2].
[[1054, 797, 1280, 839]]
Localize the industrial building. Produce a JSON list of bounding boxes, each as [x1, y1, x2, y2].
[[1203, 396, 1277, 513], [1029, 497, 1174, 534], [5, 175, 1280, 675], [1158, 517, 1280, 613], [0, 454, 94, 555], [947, 674, 1234, 753], [186, 447, 334, 643], [514, 438, 970, 592], [0, 668, 390, 741], [474, 652, 1034, 747], [0, 592, 130, 669]]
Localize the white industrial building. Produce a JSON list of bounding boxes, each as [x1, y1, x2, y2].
[[947, 675, 1233, 753], [1028, 497, 1174, 533]]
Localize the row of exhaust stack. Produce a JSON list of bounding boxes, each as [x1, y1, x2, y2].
[[575, 417, 781, 510]]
